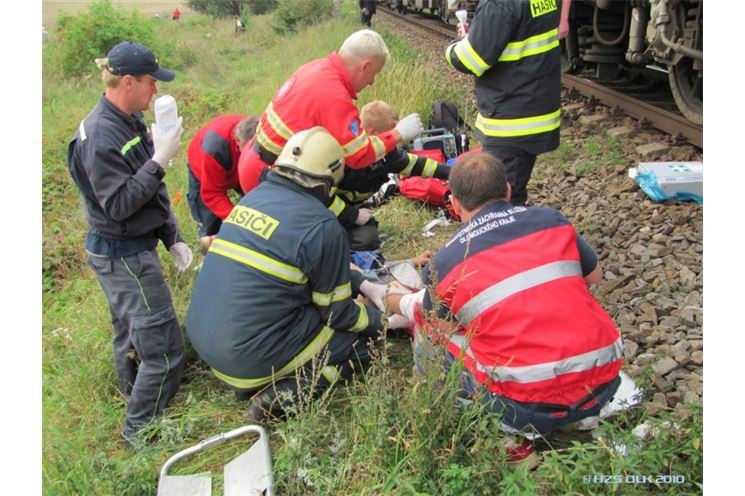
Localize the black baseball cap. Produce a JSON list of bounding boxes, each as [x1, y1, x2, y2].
[[106, 41, 175, 82]]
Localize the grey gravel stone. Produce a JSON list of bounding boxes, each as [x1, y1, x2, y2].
[[653, 357, 679, 376]]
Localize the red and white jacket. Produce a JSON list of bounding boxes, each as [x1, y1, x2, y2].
[[421, 201, 622, 406], [238, 53, 398, 193], [187, 114, 245, 219]]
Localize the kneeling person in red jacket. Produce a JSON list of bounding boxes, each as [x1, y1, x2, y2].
[[186, 114, 258, 253], [387, 152, 623, 466]]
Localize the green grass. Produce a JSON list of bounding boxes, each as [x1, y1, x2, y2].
[[539, 131, 628, 178], [43, 3, 702, 495]]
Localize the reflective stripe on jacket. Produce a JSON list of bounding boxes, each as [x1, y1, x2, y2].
[[445, 0, 562, 153], [67, 95, 181, 252], [330, 147, 450, 228], [253, 53, 397, 170], [422, 202, 622, 405], [185, 172, 382, 384]]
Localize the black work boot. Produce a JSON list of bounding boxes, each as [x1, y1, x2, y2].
[[244, 379, 299, 424]]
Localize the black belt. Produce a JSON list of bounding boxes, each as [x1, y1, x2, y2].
[[252, 140, 279, 165], [526, 375, 622, 414]]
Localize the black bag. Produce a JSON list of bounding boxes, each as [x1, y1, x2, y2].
[[429, 100, 468, 154]]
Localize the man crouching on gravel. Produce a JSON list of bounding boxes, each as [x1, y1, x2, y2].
[[385, 152, 624, 468]]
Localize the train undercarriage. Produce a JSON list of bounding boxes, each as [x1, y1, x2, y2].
[[565, 0, 702, 124]]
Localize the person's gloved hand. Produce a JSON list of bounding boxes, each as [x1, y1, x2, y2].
[[394, 113, 424, 142], [169, 241, 193, 272], [360, 279, 387, 311], [355, 208, 373, 226], [387, 313, 411, 329], [151, 116, 184, 167]]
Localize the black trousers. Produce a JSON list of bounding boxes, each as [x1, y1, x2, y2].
[[361, 11, 373, 27], [483, 144, 537, 206], [346, 218, 381, 252]]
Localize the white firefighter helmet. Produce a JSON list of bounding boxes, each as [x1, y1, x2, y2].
[[274, 127, 345, 187]]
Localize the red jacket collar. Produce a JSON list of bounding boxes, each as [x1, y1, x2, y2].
[[328, 52, 357, 99]]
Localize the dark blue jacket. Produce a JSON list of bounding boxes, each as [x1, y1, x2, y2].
[[67, 95, 181, 256], [186, 172, 382, 383]]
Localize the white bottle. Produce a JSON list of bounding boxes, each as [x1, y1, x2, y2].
[[154, 95, 179, 134], [455, 9, 468, 24]]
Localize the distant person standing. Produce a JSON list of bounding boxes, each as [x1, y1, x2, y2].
[[234, 15, 246, 36], [67, 41, 191, 446], [172, 8, 181, 21], [446, 0, 563, 206], [359, 0, 376, 27]]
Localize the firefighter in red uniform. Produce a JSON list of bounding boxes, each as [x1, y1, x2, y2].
[[387, 153, 623, 467], [186, 114, 258, 253], [237, 29, 424, 194]]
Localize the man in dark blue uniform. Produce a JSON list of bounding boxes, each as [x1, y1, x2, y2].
[[67, 41, 191, 446], [186, 127, 386, 421], [446, 0, 563, 205]]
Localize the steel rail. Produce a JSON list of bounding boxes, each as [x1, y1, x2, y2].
[[562, 74, 702, 149], [380, 6, 703, 149]]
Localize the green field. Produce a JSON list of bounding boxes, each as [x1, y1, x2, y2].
[[42, 1, 702, 494], [43, 0, 191, 27]]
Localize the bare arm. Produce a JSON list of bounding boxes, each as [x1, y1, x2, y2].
[[584, 263, 602, 285], [559, 0, 572, 40]]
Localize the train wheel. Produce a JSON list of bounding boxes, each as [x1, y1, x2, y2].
[[669, 57, 702, 125]]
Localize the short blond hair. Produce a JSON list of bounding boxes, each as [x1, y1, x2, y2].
[[95, 57, 123, 88], [360, 100, 399, 133], [339, 29, 390, 63]]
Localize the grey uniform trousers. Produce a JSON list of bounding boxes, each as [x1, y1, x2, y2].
[[87, 248, 185, 438]]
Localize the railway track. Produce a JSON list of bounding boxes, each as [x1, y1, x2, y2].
[[378, 7, 703, 149], [376, 5, 703, 427]]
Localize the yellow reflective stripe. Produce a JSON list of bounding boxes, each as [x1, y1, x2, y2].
[[312, 282, 352, 307], [422, 158, 437, 177], [121, 136, 141, 156], [211, 325, 336, 389], [401, 153, 418, 176], [453, 37, 490, 77], [265, 102, 293, 140], [370, 135, 386, 161], [349, 301, 369, 332], [257, 125, 284, 156], [209, 238, 308, 284], [340, 190, 372, 203], [475, 109, 561, 137], [445, 44, 456, 68], [498, 29, 559, 62], [343, 131, 371, 158], [321, 365, 341, 384], [328, 196, 345, 217]]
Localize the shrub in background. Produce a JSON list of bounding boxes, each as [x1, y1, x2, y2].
[[186, 0, 276, 18], [248, 0, 277, 15], [273, 0, 333, 34], [55, 0, 158, 78]]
